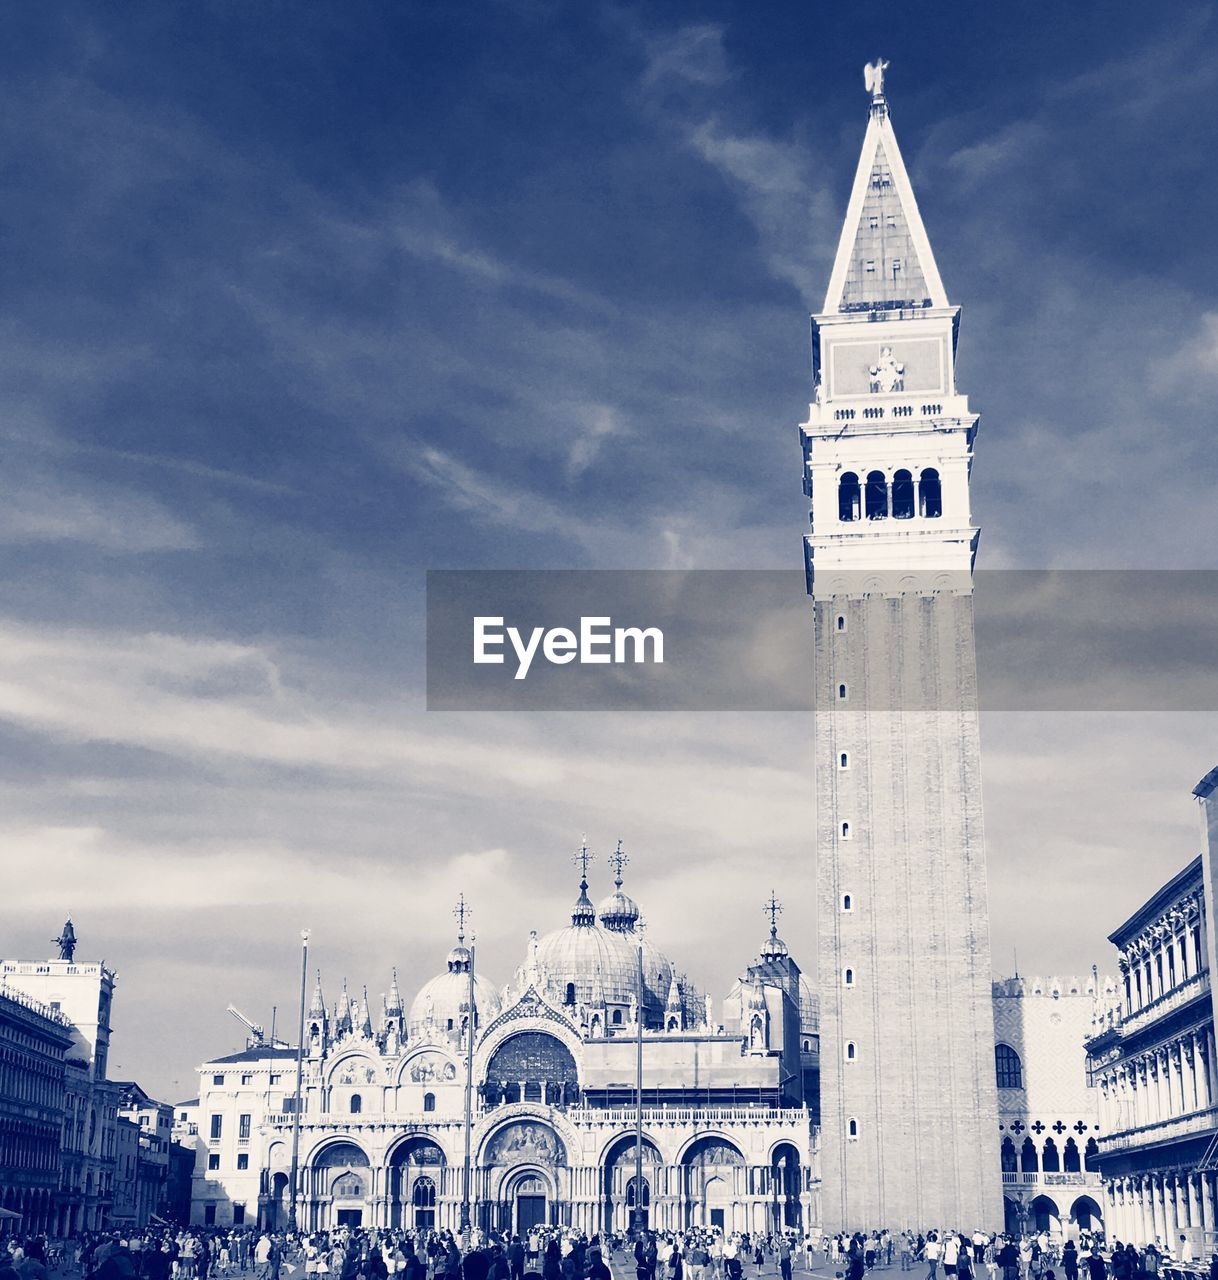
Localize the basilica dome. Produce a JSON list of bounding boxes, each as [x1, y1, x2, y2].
[[409, 941, 502, 1036], [517, 868, 675, 1025]]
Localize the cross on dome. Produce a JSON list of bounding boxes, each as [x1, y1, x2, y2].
[[608, 839, 628, 888], [765, 891, 783, 937], [453, 893, 471, 943], [572, 835, 594, 886]]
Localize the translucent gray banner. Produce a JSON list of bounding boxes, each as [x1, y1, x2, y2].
[[425, 570, 1218, 711]]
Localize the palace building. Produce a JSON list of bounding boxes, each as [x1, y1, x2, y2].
[[188, 858, 820, 1236], [800, 63, 1000, 1229], [1084, 768, 1218, 1253]]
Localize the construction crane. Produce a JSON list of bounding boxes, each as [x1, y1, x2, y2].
[[226, 1004, 290, 1050]]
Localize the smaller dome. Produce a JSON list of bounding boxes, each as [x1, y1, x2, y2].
[[598, 888, 640, 932], [409, 935, 501, 1036], [760, 929, 789, 960]]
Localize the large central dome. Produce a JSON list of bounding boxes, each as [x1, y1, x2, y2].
[[514, 861, 674, 1025]]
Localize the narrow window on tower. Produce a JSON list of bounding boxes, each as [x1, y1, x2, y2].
[[838, 473, 861, 523], [843, 968, 854, 987], [865, 470, 888, 520], [841, 894, 853, 912], [845, 1041, 857, 1062], [847, 1118, 860, 1140], [838, 683, 848, 700], [891, 469, 915, 519], [837, 615, 846, 632], [839, 752, 849, 769], [841, 822, 851, 839], [919, 468, 943, 519]]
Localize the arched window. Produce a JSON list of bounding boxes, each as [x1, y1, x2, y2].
[[847, 1118, 859, 1140], [1001, 1136, 1017, 1173], [1084, 1138, 1099, 1171], [838, 473, 861, 522], [865, 470, 888, 520], [1063, 1138, 1081, 1173], [845, 1041, 857, 1061], [349, 1094, 362, 1115], [839, 752, 849, 769], [919, 468, 942, 518], [423, 1092, 436, 1113], [841, 893, 852, 911], [841, 822, 851, 839], [1020, 1137, 1038, 1174], [1042, 1138, 1060, 1173], [995, 1043, 1023, 1089], [837, 615, 846, 632], [891, 469, 915, 519], [838, 683, 848, 700], [611, 1009, 623, 1025], [843, 968, 854, 987], [564, 982, 576, 1006]]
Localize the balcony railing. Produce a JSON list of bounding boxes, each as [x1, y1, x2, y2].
[[1098, 1104, 1218, 1153], [1001, 1172, 1101, 1188], [1118, 969, 1210, 1039]]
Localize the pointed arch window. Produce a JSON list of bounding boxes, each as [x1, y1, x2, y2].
[[995, 1043, 1023, 1090], [919, 468, 942, 519], [891, 469, 915, 519], [864, 471, 888, 520], [838, 473, 861, 523]]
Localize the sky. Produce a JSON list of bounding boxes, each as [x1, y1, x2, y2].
[[3, 0, 1218, 1101]]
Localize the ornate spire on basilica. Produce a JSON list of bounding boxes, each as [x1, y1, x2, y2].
[[760, 891, 789, 960], [308, 970, 326, 1020], [599, 840, 641, 933], [335, 980, 353, 1037], [358, 985, 373, 1037], [385, 967, 403, 1015], [571, 836, 596, 927]]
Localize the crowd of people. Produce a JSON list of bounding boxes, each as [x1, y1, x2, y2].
[[2, 1222, 1216, 1280]]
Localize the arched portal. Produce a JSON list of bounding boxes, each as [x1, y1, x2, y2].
[[1071, 1195, 1102, 1231], [484, 1032, 578, 1107], [503, 1168, 551, 1236], [311, 1141, 371, 1230], [387, 1137, 446, 1231], [1030, 1194, 1062, 1238], [602, 1134, 660, 1235], [683, 1136, 745, 1231]]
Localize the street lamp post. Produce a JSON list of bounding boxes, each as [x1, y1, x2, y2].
[[633, 929, 645, 1238], [461, 933, 476, 1233], [287, 928, 310, 1235]]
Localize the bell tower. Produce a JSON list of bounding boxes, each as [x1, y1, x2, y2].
[[800, 64, 1000, 1231]]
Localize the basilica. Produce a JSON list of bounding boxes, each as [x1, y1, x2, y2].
[[187, 855, 820, 1236]]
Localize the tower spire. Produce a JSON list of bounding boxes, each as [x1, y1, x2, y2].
[[823, 61, 948, 316]]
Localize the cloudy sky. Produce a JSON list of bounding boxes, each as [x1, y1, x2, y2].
[[3, 2, 1217, 1100]]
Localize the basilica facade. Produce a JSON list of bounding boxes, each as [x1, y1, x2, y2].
[[188, 861, 819, 1236]]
